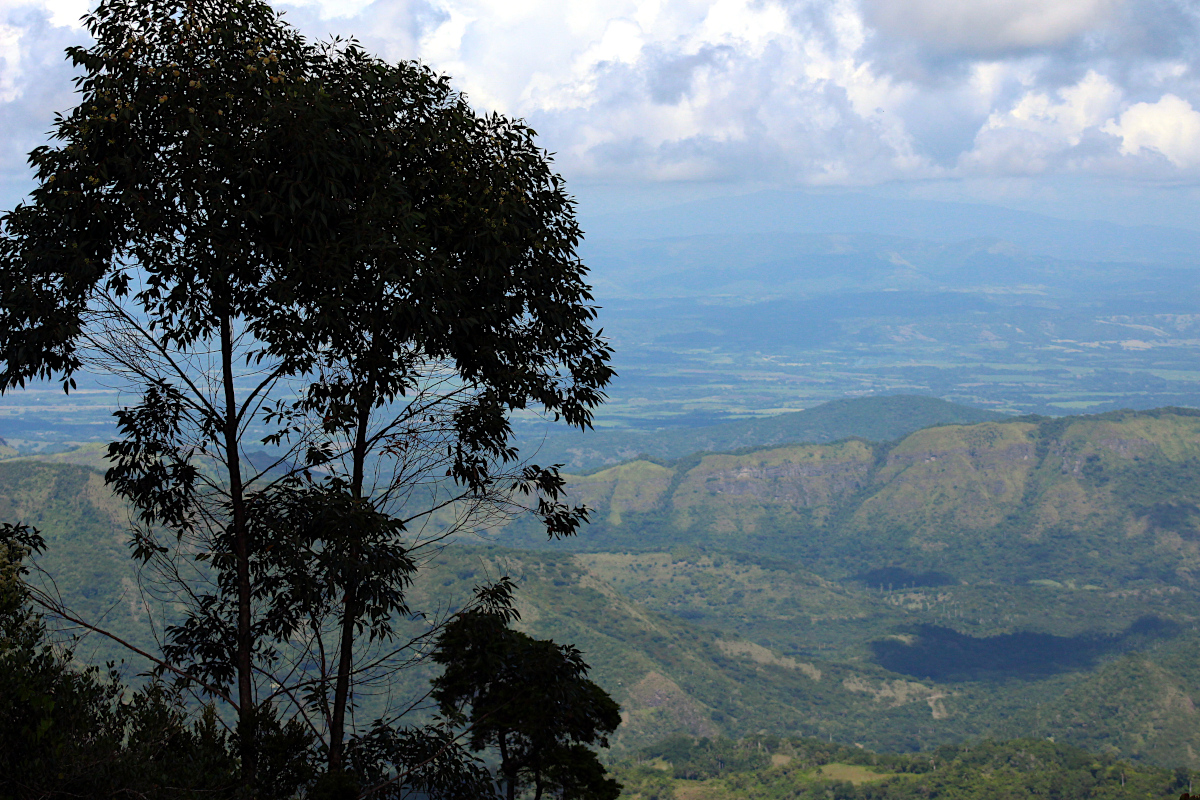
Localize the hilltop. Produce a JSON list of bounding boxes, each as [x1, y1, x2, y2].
[[518, 395, 1003, 472], [503, 407, 1200, 586]]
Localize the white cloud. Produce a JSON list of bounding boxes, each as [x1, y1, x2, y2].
[[1104, 93, 1200, 168], [279, 0, 378, 19], [0, 0, 1195, 196], [371, 0, 1199, 183], [40, 0, 87, 28], [974, 69, 1122, 153], [0, 22, 23, 102], [391, 0, 931, 182], [862, 0, 1123, 53], [0, 0, 84, 105]]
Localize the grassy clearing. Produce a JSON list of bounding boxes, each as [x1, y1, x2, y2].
[[815, 762, 896, 784]]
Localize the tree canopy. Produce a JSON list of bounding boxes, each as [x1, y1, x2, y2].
[[433, 608, 623, 800], [0, 0, 617, 793]]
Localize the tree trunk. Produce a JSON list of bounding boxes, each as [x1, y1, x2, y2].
[[500, 733, 517, 800], [328, 592, 359, 771], [328, 376, 375, 772], [221, 313, 255, 785]]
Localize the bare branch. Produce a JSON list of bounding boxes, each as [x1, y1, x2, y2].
[[27, 587, 238, 711]]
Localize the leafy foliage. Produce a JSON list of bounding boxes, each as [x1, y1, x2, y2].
[[0, 0, 614, 789], [0, 523, 243, 799], [433, 607, 622, 800]]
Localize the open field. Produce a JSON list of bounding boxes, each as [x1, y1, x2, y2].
[[9, 233, 1200, 449]]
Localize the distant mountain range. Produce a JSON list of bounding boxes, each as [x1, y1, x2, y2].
[[582, 189, 1200, 267], [581, 230, 1200, 302], [8, 209, 1200, 442]]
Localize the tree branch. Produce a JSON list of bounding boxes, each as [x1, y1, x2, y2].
[[27, 587, 238, 711]]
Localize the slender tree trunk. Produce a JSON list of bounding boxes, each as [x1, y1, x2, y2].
[[328, 594, 358, 771], [328, 376, 375, 771], [221, 312, 255, 784], [500, 733, 517, 800]]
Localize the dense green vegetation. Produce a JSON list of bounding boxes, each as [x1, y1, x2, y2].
[[614, 735, 1196, 800], [4, 525, 619, 799], [10, 457, 1200, 769], [0, 523, 301, 799], [10, 406, 1200, 784], [497, 408, 1200, 766]]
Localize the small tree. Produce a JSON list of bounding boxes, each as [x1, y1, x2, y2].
[[0, 0, 614, 792], [0, 523, 254, 798], [432, 608, 622, 800]]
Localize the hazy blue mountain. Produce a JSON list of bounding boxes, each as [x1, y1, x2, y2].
[[581, 189, 1200, 267], [582, 230, 1199, 301], [558, 224, 1200, 420], [8, 204, 1200, 441]]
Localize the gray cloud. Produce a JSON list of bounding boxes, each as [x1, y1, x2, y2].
[[861, 0, 1122, 55], [1102, 0, 1198, 61], [646, 45, 733, 105]]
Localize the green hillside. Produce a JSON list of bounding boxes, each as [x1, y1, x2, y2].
[[517, 395, 1003, 472], [19, 494, 1200, 765], [504, 408, 1200, 586], [0, 458, 165, 662], [8, 410, 1200, 769]]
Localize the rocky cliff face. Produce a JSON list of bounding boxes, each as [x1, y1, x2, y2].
[[669, 441, 875, 530], [554, 408, 1200, 584], [854, 422, 1039, 534]]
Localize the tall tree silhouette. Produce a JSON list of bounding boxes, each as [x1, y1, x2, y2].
[[433, 607, 622, 800], [0, 0, 613, 790]]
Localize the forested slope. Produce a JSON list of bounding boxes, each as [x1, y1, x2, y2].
[[504, 408, 1200, 586], [614, 735, 1197, 800], [7, 408, 1200, 768]]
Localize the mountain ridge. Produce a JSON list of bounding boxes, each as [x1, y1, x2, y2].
[[518, 394, 1004, 472], [500, 407, 1200, 589], [582, 189, 1200, 266]]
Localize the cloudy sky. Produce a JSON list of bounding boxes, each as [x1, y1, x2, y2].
[[1, 0, 1198, 224]]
